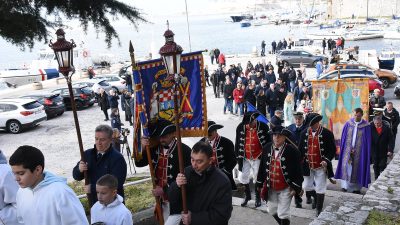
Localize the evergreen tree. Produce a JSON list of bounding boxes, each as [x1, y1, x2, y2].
[[0, 0, 146, 49]]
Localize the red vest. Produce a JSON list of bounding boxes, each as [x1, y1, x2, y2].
[[307, 127, 323, 169], [245, 125, 262, 159], [269, 149, 288, 191], [155, 148, 169, 200]]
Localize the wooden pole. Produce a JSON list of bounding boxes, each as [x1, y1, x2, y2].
[[129, 42, 164, 225], [65, 75, 92, 207], [145, 145, 164, 225], [173, 57, 188, 214]]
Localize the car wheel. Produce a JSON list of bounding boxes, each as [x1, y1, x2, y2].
[[312, 61, 317, 67], [76, 101, 84, 109], [282, 61, 289, 67], [112, 86, 120, 94], [380, 78, 389, 89], [7, 120, 21, 134]]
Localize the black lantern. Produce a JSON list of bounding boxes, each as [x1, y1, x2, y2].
[[159, 27, 183, 75], [49, 29, 76, 75]]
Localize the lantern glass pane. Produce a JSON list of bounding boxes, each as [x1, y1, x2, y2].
[[62, 51, 69, 68], [56, 51, 64, 67], [176, 54, 181, 74], [163, 55, 174, 75]]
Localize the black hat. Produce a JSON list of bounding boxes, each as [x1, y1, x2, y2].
[[207, 121, 224, 132], [308, 113, 323, 126], [268, 125, 292, 138], [293, 112, 304, 117], [243, 111, 260, 124], [155, 119, 176, 137]]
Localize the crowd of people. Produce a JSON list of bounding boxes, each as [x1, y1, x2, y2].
[[210, 59, 312, 124], [0, 53, 398, 225]]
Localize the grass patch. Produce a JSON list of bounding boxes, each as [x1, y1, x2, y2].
[[366, 210, 400, 225], [69, 176, 154, 214]]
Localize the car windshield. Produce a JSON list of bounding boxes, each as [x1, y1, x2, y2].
[[81, 88, 93, 94], [23, 101, 42, 109]]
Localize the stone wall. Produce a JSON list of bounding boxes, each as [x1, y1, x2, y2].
[[331, 0, 400, 19], [310, 153, 400, 224]]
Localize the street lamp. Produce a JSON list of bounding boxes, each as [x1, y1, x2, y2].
[[49, 29, 92, 206], [159, 22, 187, 214]]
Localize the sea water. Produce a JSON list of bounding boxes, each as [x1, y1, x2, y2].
[[1, 14, 400, 69]]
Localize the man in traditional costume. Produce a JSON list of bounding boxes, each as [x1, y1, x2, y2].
[[135, 119, 192, 224], [200, 121, 237, 190], [256, 126, 303, 225], [335, 108, 371, 194], [236, 111, 270, 207], [286, 111, 307, 208], [298, 113, 336, 216]]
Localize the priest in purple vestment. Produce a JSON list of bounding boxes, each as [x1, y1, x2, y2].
[[335, 108, 371, 193]]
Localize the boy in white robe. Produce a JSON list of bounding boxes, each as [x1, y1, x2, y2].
[[9, 145, 89, 225], [91, 174, 133, 225], [0, 150, 19, 225]]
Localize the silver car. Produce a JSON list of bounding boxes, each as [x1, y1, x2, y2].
[[276, 49, 327, 67]]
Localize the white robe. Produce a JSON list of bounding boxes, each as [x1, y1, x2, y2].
[[0, 164, 20, 225], [16, 172, 88, 225], [91, 195, 133, 225]]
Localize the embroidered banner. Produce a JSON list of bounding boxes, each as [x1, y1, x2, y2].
[[133, 51, 208, 138], [311, 79, 370, 154]]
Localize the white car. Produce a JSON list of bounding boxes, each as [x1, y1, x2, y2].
[[0, 98, 47, 134], [92, 74, 126, 93]]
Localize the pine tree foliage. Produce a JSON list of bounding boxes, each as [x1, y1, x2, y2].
[[0, 0, 147, 49]]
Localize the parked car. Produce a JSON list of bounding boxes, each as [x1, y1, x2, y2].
[[51, 87, 95, 110], [328, 62, 398, 88], [73, 79, 112, 94], [318, 69, 385, 97], [92, 74, 126, 93], [20, 93, 65, 118], [0, 98, 47, 134], [276, 49, 328, 67]]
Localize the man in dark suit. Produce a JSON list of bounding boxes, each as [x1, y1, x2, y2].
[[371, 116, 394, 180]]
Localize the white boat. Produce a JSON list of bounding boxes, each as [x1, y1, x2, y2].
[[384, 27, 400, 39], [380, 50, 400, 74], [0, 47, 92, 87]]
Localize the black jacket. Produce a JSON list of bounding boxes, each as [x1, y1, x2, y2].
[[265, 88, 279, 108], [235, 121, 270, 171], [168, 166, 232, 225], [256, 95, 267, 115], [256, 142, 303, 200], [73, 145, 127, 204], [384, 108, 400, 132], [244, 88, 256, 106], [135, 140, 192, 187], [200, 136, 237, 190], [265, 72, 276, 85], [298, 126, 336, 178], [371, 123, 394, 163], [287, 123, 307, 145], [99, 92, 110, 110], [223, 83, 235, 99]]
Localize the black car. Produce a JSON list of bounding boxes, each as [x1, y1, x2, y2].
[[52, 87, 95, 110], [20, 93, 65, 118]]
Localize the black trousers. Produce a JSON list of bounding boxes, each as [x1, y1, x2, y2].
[[373, 158, 387, 180], [102, 109, 109, 120]]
